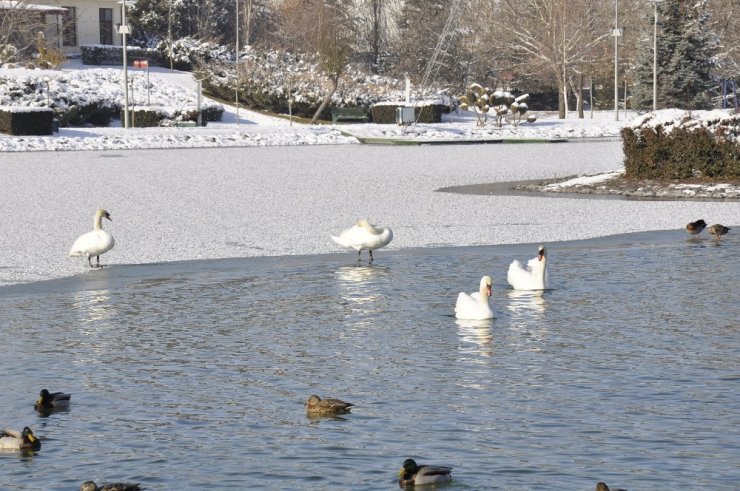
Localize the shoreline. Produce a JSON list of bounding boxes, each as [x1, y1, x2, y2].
[[439, 173, 740, 201]]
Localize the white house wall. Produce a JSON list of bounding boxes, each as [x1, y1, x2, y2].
[[38, 0, 123, 52]]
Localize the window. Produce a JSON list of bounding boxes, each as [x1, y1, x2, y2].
[[99, 8, 113, 45], [62, 6, 77, 46]]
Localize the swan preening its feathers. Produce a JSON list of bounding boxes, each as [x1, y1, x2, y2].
[[331, 219, 393, 263], [507, 246, 548, 290], [69, 208, 115, 268], [455, 275, 493, 320]]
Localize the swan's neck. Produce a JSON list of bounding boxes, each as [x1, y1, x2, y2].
[[93, 213, 103, 231]]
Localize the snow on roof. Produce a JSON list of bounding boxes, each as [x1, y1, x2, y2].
[[0, 1, 67, 14]]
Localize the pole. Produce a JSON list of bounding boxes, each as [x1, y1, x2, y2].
[[122, 1, 129, 128], [235, 0, 239, 126], [614, 0, 619, 121], [146, 63, 150, 105], [653, 2, 658, 111]]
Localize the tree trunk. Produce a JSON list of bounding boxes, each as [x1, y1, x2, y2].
[[577, 72, 584, 119], [311, 75, 338, 124]]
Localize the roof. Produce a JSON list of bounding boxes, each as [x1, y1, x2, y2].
[[0, 1, 68, 14]]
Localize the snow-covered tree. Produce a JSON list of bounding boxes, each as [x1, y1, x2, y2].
[[631, 0, 718, 110]]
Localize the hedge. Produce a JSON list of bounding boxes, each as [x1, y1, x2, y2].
[[81, 45, 163, 66], [622, 126, 740, 179], [0, 107, 53, 135], [371, 104, 450, 124]]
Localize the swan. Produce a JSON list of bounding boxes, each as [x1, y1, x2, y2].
[[0, 427, 41, 451], [69, 209, 115, 268], [305, 395, 353, 416], [507, 245, 548, 290], [398, 459, 452, 487], [331, 219, 393, 263], [34, 388, 71, 412], [685, 219, 707, 235], [707, 224, 730, 240], [455, 275, 493, 320]]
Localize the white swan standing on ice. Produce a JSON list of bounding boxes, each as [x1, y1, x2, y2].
[[507, 245, 548, 290], [331, 219, 393, 263], [455, 275, 493, 320], [69, 208, 115, 268]]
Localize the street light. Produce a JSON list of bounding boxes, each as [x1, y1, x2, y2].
[[612, 0, 623, 121], [652, 0, 665, 111], [235, 0, 240, 125], [118, 0, 137, 129]]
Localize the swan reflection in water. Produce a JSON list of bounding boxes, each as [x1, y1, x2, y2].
[[456, 318, 494, 357], [334, 265, 390, 306], [506, 289, 547, 317], [72, 289, 115, 328]]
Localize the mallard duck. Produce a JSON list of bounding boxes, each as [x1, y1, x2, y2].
[[331, 219, 393, 263], [507, 245, 548, 290], [455, 275, 493, 320], [305, 395, 353, 415], [596, 482, 627, 491], [80, 482, 142, 491], [685, 219, 707, 235], [398, 458, 452, 487], [707, 224, 730, 240], [34, 389, 71, 411], [69, 208, 115, 268], [0, 427, 41, 451]]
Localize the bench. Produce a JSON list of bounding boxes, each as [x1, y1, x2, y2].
[[331, 107, 368, 124]]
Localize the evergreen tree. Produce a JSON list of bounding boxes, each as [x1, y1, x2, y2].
[[632, 0, 718, 110]]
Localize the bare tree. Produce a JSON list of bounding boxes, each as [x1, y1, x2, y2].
[[0, 0, 48, 63]]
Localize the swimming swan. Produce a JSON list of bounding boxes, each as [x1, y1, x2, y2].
[[398, 459, 452, 487], [69, 209, 115, 268], [455, 275, 493, 320], [331, 219, 393, 263], [507, 246, 548, 290]]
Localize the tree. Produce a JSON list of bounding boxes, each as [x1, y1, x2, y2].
[[0, 0, 47, 63], [631, 0, 718, 110]]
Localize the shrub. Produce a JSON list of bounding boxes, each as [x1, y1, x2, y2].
[[371, 103, 450, 124], [622, 111, 740, 179], [81, 45, 161, 66], [0, 107, 53, 135]]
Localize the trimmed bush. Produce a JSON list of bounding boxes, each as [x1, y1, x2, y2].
[[622, 111, 740, 180], [371, 103, 450, 124], [81, 45, 162, 66], [0, 107, 53, 135]]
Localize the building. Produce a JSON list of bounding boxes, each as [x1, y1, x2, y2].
[[36, 0, 125, 53]]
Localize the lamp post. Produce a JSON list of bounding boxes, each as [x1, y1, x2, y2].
[[652, 0, 664, 111], [612, 0, 622, 121], [235, 0, 239, 125], [118, 0, 136, 129]]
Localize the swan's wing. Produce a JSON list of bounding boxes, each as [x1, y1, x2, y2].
[[455, 292, 477, 313], [508, 260, 531, 289], [526, 256, 539, 270], [69, 231, 95, 256]]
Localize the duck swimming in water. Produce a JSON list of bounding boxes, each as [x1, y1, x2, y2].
[[397, 458, 452, 487]]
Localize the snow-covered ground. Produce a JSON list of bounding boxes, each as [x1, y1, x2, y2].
[[0, 62, 737, 287]]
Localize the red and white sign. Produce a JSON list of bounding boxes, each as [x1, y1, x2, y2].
[[133, 60, 149, 68]]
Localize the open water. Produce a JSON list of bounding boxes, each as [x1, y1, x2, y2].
[[1, 230, 738, 490]]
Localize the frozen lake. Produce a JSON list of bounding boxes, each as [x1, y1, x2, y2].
[[1, 230, 738, 490], [0, 142, 736, 286]]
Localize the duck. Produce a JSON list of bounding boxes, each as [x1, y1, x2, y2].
[[331, 219, 393, 263], [305, 395, 353, 415], [455, 275, 493, 320], [685, 219, 707, 235], [0, 427, 41, 451], [707, 224, 730, 240], [398, 458, 452, 487], [34, 388, 71, 411], [595, 482, 627, 491], [80, 482, 142, 491], [507, 245, 548, 290], [69, 208, 115, 268]]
